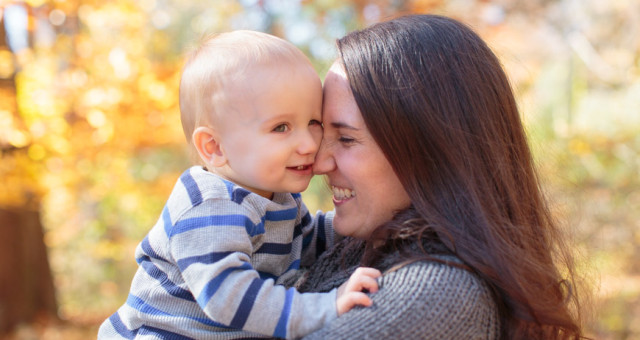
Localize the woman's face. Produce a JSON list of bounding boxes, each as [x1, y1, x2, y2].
[[314, 62, 411, 239]]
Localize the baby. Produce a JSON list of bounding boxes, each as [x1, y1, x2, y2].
[[97, 31, 380, 339]]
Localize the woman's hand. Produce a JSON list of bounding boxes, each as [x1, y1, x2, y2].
[[336, 267, 381, 316]]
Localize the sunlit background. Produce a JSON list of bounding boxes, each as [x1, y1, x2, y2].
[[0, 0, 638, 339]]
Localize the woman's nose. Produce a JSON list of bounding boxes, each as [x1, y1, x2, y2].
[[313, 139, 335, 174]]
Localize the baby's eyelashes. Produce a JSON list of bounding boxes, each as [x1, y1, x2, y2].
[[309, 119, 323, 127], [272, 123, 289, 132]]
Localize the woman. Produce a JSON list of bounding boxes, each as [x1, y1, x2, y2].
[[298, 15, 584, 339]]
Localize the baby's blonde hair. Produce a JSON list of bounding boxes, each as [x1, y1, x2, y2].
[[179, 31, 313, 151]]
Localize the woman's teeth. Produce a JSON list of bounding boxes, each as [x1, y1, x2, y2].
[[332, 186, 356, 200]]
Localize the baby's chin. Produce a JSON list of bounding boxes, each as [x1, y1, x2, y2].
[[279, 181, 313, 195]]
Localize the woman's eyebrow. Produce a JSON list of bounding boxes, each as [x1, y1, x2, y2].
[[330, 121, 359, 130]]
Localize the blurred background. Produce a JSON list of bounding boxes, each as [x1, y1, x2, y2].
[[0, 0, 638, 339]]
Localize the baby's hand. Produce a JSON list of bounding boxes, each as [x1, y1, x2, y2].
[[336, 267, 381, 316]]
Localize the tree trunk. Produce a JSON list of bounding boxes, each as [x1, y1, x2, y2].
[[0, 208, 58, 334], [0, 6, 58, 335]]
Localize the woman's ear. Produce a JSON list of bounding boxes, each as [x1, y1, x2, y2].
[[192, 126, 227, 167]]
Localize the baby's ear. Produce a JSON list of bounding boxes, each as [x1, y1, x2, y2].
[[192, 126, 227, 167]]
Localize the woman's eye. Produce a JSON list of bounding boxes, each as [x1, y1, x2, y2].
[[309, 119, 322, 127], [273, 124, 289, 132], [338, 136, 356, 144]]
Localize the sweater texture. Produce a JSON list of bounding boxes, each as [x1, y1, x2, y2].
[[98, 166, 337, 339], [296, 238, 501, 339]]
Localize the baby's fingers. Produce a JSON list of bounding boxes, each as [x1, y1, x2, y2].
[[348, 272, 379, 294], [336, 292, 373, 316], [348, 267, 381, 293]]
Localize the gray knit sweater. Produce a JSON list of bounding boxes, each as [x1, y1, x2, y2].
[[295, 239, 501, 339]]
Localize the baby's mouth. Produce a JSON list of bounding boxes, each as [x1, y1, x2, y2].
[[288, 165, 312, 170], [331, 185, 356, 200]]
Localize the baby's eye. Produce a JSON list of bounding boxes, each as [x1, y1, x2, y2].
[[273, 124, 289, 132], [309, 119, 322, 127]]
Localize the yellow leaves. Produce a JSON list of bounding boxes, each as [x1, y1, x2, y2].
[[0, 109, 31, 148], [569, 138, 591, 155], [8, 130, 30, 148], [0, 151, 44, 208], [86, 109, 107, 128], [0, 49, 15, 78], [0, 105, 33, 151], [109, 47, 132, 80], [188, 0, 243, 35], [92, 239, 127, 261], [138, 73, 178, 110], [407, 0, 444, 13], [24, 0, 48, 8], [48, 9, 66, 26], [28, 143, 46, 160], [14, 55, 69, 128]]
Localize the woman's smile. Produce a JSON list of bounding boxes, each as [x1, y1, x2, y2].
[[331, 185, 356, 202]]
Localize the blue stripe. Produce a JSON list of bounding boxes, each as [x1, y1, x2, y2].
[[176, 251, 235, 271], [180, 171, 202, 206], [108, 312, 136, 339], [286, 259, 300, 272], [138, 325, 195, 340], [274, 287, 295, 338], [265, 207, 298, 221], [257, 270, 277, 281], [298, 212, 312, 249], [124, 294, 230, 330], [162, 206, 172, 236], [224, 180, 235, 199], [295, 212, 311, 242], [127, 294, 172, 317], [298, 212, 311, 229], [229, 278, 263, 329], [302, 231, 314, 250], [223, 180, 252, 205], [293, 223, 303, 239], [232, 189, 251, 205], [139, 259, 194, 301], [139, 236, 167, 263], [315, 214, 326, 258], [255, 242, 292, 255], [170, 215, 262, 237], [255, 218, 265, 236], [196, 262, 254, 308], [291, 192, 301, 199], [221, 178, 235, 197]]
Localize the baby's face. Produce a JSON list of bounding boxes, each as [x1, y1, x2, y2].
[[213, 61, 323, 198]]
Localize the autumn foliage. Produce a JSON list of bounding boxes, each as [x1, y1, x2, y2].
[[1, 0, 639, 338]]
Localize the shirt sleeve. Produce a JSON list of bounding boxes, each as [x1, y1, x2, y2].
[[296, 201, 338, 267], [301, 262, 500, 340], [168, 198, 338, 339]]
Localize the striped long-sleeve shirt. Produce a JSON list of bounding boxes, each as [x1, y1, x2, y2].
[[98, 166, 338, 339]]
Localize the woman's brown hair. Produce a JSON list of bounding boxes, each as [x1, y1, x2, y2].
[[337, 14, 584, 339]]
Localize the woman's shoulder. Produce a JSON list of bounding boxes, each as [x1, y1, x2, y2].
[[373, 257, 501, 338], [381, 256, 492, 299], [303, 256, 501, 340]]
